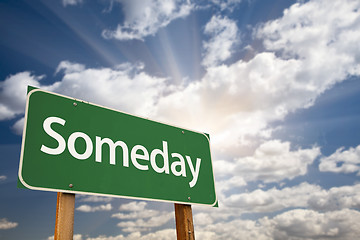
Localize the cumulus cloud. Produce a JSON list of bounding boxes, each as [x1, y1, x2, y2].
[[202, 15, 239, 67], [112, 201, 173, 233], [195, 209, 360, 240], [102, 0, 193, 41], [216, 175, 247, 197], [319, 145, 360, 175], [268, 209, 360, 240], [70, 208, 360, 240], [195, 141, 320, 212], [49, 61, 167, 116], [76, 203, 112, 212], [118, 201, 147, 212], [112, 209, 159, 220], [307, 184, 360, 211], [0, 72, 42, 120], [225, 182, 360, 212], [225, 182, 319, 212], [1, 1, 360, 238], [0, 218, 18, 230], [0, 175, 7, 182], [11, 117, 25, 135], [193, 182, 360, 231], [0, 61, 167, 134], [55, 61, 86, 74], [153, 52, 304, 150], [3, 0, 360, 155], [233, 140, 320, 183], [116, 212, 174, 232], [256, 0, 360, 80], [84, 229, 176, 240], [149, 0, 360, 159]]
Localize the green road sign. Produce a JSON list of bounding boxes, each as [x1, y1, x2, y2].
[[19, 88, 217, 206]]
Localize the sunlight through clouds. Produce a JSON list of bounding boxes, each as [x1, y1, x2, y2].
[[102, 0, 193, 41], [1, 0, 360, 239]]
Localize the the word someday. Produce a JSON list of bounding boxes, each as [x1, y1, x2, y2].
[[40, 116, 202, 188]]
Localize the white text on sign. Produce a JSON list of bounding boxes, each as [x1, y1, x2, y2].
[[40, 116, 201, 188]]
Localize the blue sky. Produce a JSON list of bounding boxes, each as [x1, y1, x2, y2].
[[1, 0, 360, 239]]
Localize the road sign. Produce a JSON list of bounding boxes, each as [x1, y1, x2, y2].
[[19, 88, 217, 206]]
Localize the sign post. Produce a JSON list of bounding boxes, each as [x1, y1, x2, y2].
[[54, 193, 75, 240], [19, 87, 217, 238], [174, 203, 195, 240]]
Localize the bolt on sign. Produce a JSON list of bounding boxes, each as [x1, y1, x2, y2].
[[18, 87, 217, 206]]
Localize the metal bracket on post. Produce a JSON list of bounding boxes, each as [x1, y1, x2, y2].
[[54, 192, 75, 240], [174, 203, 195, 240]]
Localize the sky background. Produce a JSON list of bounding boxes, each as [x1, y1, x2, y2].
[[1, 0, 360, 239]]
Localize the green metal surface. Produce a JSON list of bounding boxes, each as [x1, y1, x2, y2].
[[19, 88, 217, 206]]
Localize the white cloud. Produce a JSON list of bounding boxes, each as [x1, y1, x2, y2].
[[1, 2, 360, 238], [102, 0, 193, 41], [216, 175, 247, 197], [233, 140, 320, 183], [152, 52, 303, 150], [3, 0, 360, 155], [202, 15, 239, 67], [118, 201, 147, 212], [0, 175, 7, 181], [0, 0, 357, 150], [0, 218, 18, 230], [55, 61, 86, 74], [117, 212, 173, 232], [319, 145, 360, 174], [73, 234, 83, 240], [194, 209, 360, 240], [0, 61, 167, 135], [62, 0, 83, 7], [0, 72, 42, 120], [193, 212, 214, 226], [11, 117, 24, 135], [1, 0, 360, 239], [307, 184, 360, 211], [256, 0, 360, 81], [150, 0, 360, 165], [84, 229, 176, 240], [76, 203, 112, 212], [225, 182, 319, 212], [48, 61, 167, 117], [269, 209, 360, 240], [193, 182, 360, 226], [112, 209, 159, 220], [224, 183, 360, 213], [113, 201, 173, 232], [50, 183, 360, 239]]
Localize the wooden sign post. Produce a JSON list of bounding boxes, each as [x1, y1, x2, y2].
[[54, 192, 75, 240], [174, 203, 195, 240]]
